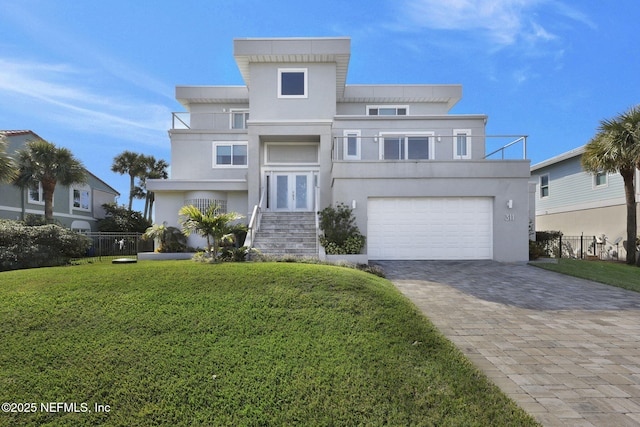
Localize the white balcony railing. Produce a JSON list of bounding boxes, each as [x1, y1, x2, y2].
[[172, 111, 249, 131], [332, 135, 528, 161]]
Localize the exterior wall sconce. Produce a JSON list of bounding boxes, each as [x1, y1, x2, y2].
[[507, 200, 513, 209]]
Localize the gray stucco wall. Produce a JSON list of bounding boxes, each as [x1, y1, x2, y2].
[[331, 160, 531, 262]]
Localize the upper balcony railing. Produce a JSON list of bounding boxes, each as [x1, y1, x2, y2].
[[172, 111, 249, 131], [332, 134, 528, 161]]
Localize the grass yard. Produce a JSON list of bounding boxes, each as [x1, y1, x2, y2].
[[0, 261, 538, 426], [532, 258, 640, 292]]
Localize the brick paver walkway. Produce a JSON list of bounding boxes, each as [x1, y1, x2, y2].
[[377, 261, 640, 427]]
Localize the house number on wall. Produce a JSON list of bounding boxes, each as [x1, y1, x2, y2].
[[504, 213, 516, 222]]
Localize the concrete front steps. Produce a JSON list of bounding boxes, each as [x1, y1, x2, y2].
[[252, 212, 318, 257]]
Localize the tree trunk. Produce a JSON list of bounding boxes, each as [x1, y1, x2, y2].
[[147, 192, 155, 222], [42, 179, 57, 224], [128, 174, 135, 210], [621, 169, 637, 265]]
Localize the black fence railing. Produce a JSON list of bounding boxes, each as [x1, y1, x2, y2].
[[536, 234, 622, 260], [77, 232, 153, 262]]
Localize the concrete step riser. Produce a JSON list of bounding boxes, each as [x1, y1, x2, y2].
[[254, 212, 318, 257]]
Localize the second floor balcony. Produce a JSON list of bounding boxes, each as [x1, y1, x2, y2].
[[172, 111, 249, 131], [332, 134, 528, 162]]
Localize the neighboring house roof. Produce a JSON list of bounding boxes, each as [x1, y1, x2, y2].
[[0, 129, 119, 196], [0, 130, 45, 139], [531, 145, 586, 172]]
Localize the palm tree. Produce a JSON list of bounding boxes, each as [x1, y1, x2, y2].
[[111, 151, 146, 210], [0, 136, 17, 183], [13, 139, 87, 223], [582, 105, 640, 265], [139, 155, 169, 222], [179, 204, 244, 258]]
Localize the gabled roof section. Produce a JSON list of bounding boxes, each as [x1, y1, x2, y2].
[[1, 129, 119, 196], [233, 37, 351, 98], [0, 130, 44, 140], [531, 145, 586, 172]]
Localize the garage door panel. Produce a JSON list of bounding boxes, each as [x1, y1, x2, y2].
[[368, 197, 493, 260]]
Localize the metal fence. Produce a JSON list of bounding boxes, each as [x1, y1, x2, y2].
[[78, 232, 153, 262], [537, 234, 621, 260]]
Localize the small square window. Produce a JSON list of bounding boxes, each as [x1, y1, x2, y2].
[[278, 69, 307, 98], [594, 171, 607, 187]]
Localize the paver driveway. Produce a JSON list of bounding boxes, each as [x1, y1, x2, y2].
[[376, 260, 640, 427]]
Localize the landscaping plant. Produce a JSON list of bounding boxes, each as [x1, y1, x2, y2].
[[318, 202, 365, 254]]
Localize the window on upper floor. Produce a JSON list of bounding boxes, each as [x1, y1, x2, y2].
[[28, 182, 45, 205], [278, 68, 307, 98], [343, 130, 361, 160], [367, 105, 408, 116], [540, 174, 549, 198], [72, 187, 91, 211], [213, 142, 248, 167], [594, 171, 608, 188], [453, 129, 471, 159], [380, 133, 434, 160], [231, 110, 249, 129]]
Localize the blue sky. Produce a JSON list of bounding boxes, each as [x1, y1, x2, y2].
[[1, 0, 638, 211]]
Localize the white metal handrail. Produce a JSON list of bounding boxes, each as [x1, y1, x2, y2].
[[244, 185, 267, 249]]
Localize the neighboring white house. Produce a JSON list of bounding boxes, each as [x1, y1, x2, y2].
[[531, 145, 640, 259], [148, 37, 532, 262]]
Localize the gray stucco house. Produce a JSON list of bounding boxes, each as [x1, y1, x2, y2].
[[148, 37, 532, 262], [531, 146, 639, 259], [0, 130, 120, 232]]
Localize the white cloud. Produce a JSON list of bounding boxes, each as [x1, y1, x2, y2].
[[397, 0, 590, 48], [0, 58, 171, 146]]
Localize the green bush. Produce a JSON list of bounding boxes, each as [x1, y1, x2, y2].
[[318, 203, 365, 255], [0, 220, 91, 271], [534, 230, 562, 258]]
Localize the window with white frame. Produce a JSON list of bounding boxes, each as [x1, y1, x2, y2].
[[28, 182, 44, 204], [367, 105, 408, 116], [213, 142, 248, 167], [380, 133, 434, 160], [278, 68, 307, 98], [231, 110, 249, 129], [540, 174, 549, 198], [72, 186, 91, 211], [343, 130, 361, 160], [453, 129, 471, 159], [594, 171, 608, 188]]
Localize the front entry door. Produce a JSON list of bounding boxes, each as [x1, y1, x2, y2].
[[273, 173, 311, 211]]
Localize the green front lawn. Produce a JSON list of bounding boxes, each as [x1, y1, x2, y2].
[[0, 261, 538, 426], [532, 258, 640, 292]]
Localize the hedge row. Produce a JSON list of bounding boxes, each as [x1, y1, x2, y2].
[[0, 220, 91, 271]]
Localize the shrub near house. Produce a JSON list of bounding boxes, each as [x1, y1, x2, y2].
[[318, 203, 365, 255], [0, 220, 91, 271]]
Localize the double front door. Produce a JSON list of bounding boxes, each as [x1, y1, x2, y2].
[[270, 172, 314, 211]]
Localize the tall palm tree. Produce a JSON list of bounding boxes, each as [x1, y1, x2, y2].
[[0, 136, 17, 183], [179, 204, 244, 258], [139, 155, 169, 222], [111, 151, 146, 210], [13, 139, 87, 223], [582, 105, 640, 265]]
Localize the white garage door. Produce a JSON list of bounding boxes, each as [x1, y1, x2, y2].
[[367, 197, 493, 260]]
